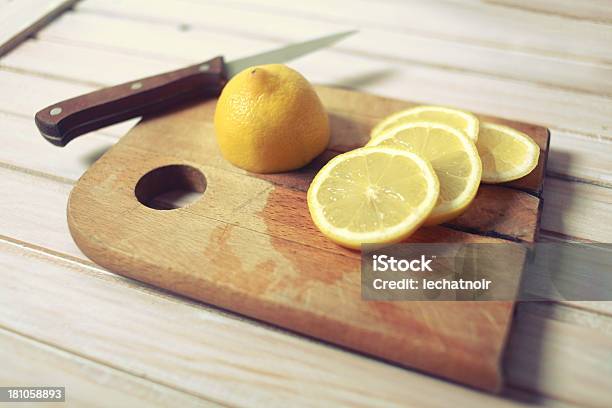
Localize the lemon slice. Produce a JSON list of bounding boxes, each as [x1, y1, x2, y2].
[[307, 146, 439, 249], [368, 122, 481, 225], [476, 122, 540, 183], [371, 105, 479, 142]]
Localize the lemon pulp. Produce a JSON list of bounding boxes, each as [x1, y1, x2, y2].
[[307, 146, 439, 249], [371, 105, 479, 142], [368, 122, 481, 225], [477, 122, 540, 183]]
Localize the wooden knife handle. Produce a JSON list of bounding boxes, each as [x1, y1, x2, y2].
[[35, 56, 227, 146]]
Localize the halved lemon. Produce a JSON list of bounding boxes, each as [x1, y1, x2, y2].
[[368, 122, 481, 225], [371, 105, 479, 142], [476, 122, 540, 183], [307, 146, 439, 249]]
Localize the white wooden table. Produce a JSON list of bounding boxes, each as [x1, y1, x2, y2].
[[0, 1, 611, 406]]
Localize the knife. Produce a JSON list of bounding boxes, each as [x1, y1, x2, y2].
[[35, 30, 356, 147]]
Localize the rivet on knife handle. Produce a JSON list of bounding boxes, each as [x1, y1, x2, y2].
[[35, 56, 227, 147]]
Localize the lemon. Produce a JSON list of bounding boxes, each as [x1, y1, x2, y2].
[[214, 64, 329, 173], [371, 105, 479, 142], [368, 122, 481, 225], [307, 146, 439, 249], [476, 122, 540, 183]]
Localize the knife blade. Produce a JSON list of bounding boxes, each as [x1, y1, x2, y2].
[[35, 30, 356, 147]]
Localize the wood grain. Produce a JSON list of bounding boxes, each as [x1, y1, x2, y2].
[[545, 129, 612, 187], [505, 302, 612, 407], [0, 107, 605, 258], [5, 17, 612, 142], [0, 128, 604, 280], [0, 327, 218, 407], [64, 87, 548, 391], [0, 146, 601, 268], [0, 97, 606, 407], [7, 30, 612, 139], [0, 0, 610, 405], [0, 192, 608, 406], [39, 11, 612, 95], [541, 178, 612, 242], [1, 238, 561, 408], [486, 0, 612, 23], [80, 0, 612, 65], [0, 72, 608, 242], [0, 65, 607, 193], [0, 0, 78, 57]]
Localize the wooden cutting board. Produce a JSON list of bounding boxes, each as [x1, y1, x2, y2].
[[67, 86, 549, 392]]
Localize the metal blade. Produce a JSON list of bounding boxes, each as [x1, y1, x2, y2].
[[225, 30, 357, 78]]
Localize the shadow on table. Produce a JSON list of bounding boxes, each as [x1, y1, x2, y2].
[[331, 68, 396, 89], [79, 143, 112, 167], [502, 149, 575, 404]]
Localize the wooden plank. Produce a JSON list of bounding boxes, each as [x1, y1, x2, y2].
[[505, 302, 612, 407], [0, 238, 536, 408], [0, 92, 609, 245], [5, 11, 610, 150], [532, 237, 612, 315], [38, 10, 612, 95], [0, 110, 540, 248], [546, 130, 612, 187], [5, 33, 612, 141], [0, 59, 608, 243], [541, 178, 612, 242], [0, 165, 83, 259], [0, 67, 97, 117], [39, 11, 266, 63], [80, 0, 612, 65], [0, 1, 608, 404], [1, 38, 176, 86], [0, 112, 113, 181], [0, 70, 136, 135], [523, 302, 612, 331], [0, 122, 607, 404], [1, 67, 609, 192], [0, 60, 595, 188], [2, 83, 610, 317], [10, 11, 609, 185], [0, 327, 219, 407], [61, 84, 546, 391], [557, 301, 612, 318], [486, 0, 612, 23], [0, 237, 601, 407], [0, 0, 78, 57]]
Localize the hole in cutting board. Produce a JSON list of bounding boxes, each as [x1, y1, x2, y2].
[[135, 165, 206, 210]]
